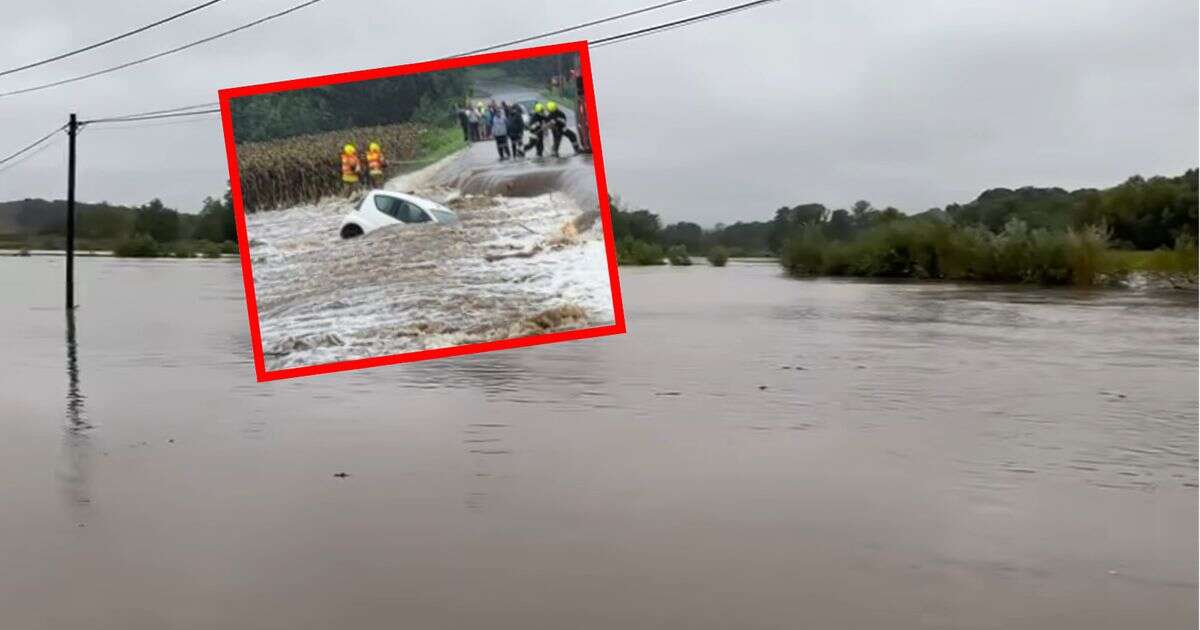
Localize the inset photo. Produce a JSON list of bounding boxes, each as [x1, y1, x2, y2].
[[218, 42, 624, 381]]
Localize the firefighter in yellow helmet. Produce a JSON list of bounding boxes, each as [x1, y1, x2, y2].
[[545, 101, 580, 157], [522, 102, 548, 157], [366, 141, 387, 185], [340, 143, 361, 196]]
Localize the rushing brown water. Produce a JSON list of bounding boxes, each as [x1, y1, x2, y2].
[[1, 257, 1195, 629]]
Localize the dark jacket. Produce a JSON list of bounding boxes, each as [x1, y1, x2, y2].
[[527, 111, 547, 134], [547, 108, 569, 129], [506, 108, 524, 137]]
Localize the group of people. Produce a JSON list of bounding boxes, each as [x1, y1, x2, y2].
[[339, 142, 387, 195], [458, 99, 580, 161]]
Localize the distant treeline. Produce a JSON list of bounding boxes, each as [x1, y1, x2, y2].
[[230, 69, 470, 144], [613, 169, 1199, 284], [0, 192, 238, 256]]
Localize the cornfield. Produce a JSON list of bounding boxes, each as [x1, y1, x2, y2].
[[235, 123, 431, 212]]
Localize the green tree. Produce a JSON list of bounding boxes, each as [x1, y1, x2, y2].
[[134, 199, 180, 243]]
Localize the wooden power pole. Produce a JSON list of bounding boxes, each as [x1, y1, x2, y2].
[[66, 113, 77, 309]]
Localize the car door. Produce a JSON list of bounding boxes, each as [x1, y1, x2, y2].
[[370, 194, 404, 227]]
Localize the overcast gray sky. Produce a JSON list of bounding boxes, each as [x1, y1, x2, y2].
[[1, 0, 1195, 226]]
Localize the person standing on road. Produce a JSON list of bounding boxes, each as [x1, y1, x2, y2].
[[467, 107, 480, 142], [491, 106, 510, 160], [505, 103, 525, 158], [546, 101, 580, 157], [457, 107, 471, 142], [523, 102, 547, 157]]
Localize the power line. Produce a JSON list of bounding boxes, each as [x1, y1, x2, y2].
[[591, 0, 780, 48], [85, 0, 774, 122], [0, 0, 325, 99], [83, 108, 220, 125], [2, 0, 782, 154], [72, 116, 217, 132], [0, 124, 66, 167], [0, 132, 65, 176], [88, 102, 220, 122], [0, 0, 228, 78], [79, 1, 702, 121], [450, 0, 697, 58]]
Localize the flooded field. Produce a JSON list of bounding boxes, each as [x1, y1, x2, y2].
[[246, 144, 613, 371], [1, 257, 1196, 629]]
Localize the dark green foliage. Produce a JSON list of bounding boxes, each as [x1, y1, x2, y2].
[[230, 70, 470, 144], [0, 183, 238, 252], [666, 244, 692, 265], [193, 189, 238, 244], [605, 168, 1196, 271], [780, 218, 1120, 285], [660, 221, 704, 253], [134, 199, 180, 243], [198, 242, 223, 258], [113, 233, 161, 257], [706, 246, 730, 267], [617, 239, 665, 265]]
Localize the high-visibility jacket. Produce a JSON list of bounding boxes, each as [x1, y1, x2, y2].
[[366, 149, 385, 176], [341, 153, 360, 183]]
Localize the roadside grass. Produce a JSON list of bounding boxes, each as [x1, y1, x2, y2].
[[418, 125, 468, 162]]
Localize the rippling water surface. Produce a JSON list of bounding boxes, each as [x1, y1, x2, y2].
[[1, 257, 1195, 629]]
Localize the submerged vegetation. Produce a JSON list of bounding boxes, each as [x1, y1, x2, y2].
[[706, 246, 730, 267], [612, 169, 1198, 286]]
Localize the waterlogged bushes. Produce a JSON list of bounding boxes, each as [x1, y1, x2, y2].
[[781, 219, 1124, 285], [667, 245, 692, 266], [113, 235, 231, 258], [236, 123, 439, 212], [114, 233, 161, 258], [706, 245, 730, 267], [617, 240, 665, 265]]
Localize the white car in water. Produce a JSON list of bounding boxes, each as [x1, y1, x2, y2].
[[340, 190, 459, 239]]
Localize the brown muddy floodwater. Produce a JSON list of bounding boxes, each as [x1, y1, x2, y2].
[[1, 257, 1196, 629]]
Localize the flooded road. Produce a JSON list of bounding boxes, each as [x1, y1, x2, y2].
[[1, 257, 1196, 629], [247, 133, 610, 371]]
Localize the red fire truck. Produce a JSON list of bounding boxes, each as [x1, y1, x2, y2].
[[574, 74, 592, 154]]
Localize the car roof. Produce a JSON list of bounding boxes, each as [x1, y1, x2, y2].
[[371, 189, 429, 206], [368, 189, 457, 215]]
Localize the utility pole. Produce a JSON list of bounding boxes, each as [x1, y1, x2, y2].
[[66, 113, 77, 310]]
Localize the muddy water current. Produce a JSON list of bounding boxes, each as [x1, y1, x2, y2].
[[1, 253, 1196, 629], [246, 146, 614, 370]]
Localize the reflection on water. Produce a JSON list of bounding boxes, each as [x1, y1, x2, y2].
[[0, 257, 1196, 630], [57, 308, 93, 514]]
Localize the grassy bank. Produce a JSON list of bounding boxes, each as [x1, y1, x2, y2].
[[235, 123, 465, 212], [780, 219, 1197, 286]]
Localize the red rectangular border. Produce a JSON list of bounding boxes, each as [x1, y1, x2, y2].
[[217, 41, 625, 382]]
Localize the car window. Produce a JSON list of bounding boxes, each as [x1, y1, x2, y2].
[[373, 194, 399, 217], [398, 201, 430, 224], [428, 209, 456, 224]]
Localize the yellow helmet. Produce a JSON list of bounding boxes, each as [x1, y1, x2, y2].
[[343, 143, 356, 155], [533, 102, 544, 113], [369, 142, 381, 152], [546, 101, 558, 112]]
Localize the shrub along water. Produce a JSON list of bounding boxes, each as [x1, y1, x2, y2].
[[706, 246, 730, 267], [667, 245, 692, 266], [779, 218, 1151, 286]]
